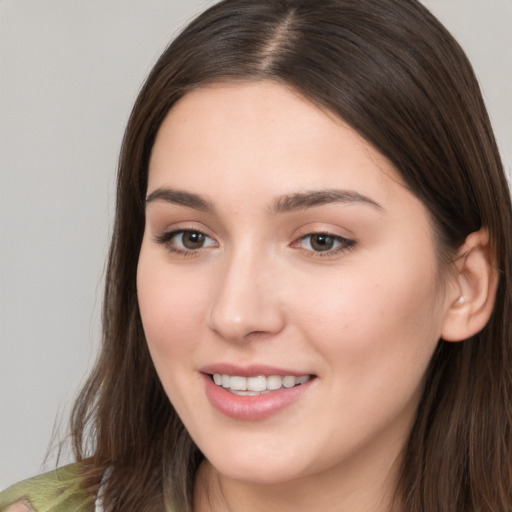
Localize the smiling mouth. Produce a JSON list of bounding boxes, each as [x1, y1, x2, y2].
[[211, 373, 312, 396]]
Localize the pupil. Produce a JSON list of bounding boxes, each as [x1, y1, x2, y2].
[[183, 231, 205, 249], [311, 234, 334, 251]]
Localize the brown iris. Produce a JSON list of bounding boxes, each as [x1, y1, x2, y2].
[[181, 231, 206, 249], [309, 234, 336, 252]]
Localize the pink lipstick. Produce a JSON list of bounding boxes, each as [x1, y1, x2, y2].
[[200, 364, 315, 421]]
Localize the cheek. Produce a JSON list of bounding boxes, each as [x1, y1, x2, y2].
[[293, 252, 443, 384], [136, 249, 214, 422], [136, 247, 209, 366]]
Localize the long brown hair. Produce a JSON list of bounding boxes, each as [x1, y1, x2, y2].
[[70, 1, 512, 510]]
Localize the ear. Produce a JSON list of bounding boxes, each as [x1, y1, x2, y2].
[[441, 228, 499, 342]]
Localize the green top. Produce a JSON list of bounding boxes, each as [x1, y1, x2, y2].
[[0, 464, 94, 512]]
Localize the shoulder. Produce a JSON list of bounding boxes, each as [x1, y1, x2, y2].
[[0, 464, 94, 512]]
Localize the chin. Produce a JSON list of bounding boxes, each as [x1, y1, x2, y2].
[[201, 441, 313, 485], [211, 460, 303, 486]]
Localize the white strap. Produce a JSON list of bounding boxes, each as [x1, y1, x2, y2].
[[94, 467, 113, 512]]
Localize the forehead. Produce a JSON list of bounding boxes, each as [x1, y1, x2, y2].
[[148, 82, 404, 200]]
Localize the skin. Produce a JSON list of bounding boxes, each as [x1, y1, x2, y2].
[[4, 502, 33, 512], [137, 81, 458, 512]]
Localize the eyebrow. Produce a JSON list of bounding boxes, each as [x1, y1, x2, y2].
[[271, 189, 384, 213], [145, 187, 214, 212], [145, 187, 383, 214]]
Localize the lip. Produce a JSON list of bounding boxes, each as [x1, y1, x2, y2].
[[200, 363, 311, 377], [201, 366, 316, 421]]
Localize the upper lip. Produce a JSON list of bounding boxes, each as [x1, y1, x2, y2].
[[200, 363, 313, 377]]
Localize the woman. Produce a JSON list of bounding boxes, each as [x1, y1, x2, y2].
[[2, 0, 511, 511]]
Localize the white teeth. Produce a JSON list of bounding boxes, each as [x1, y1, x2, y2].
[[267, 375, 283, 390], [230, 376, 247, 391], [282, 375, 296, 388], [212, 373, 310, 393], [296, 375, 309, 385], [247, 375, 267, 392]]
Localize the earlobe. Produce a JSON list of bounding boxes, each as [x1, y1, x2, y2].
[[441, 229, 499, 342]]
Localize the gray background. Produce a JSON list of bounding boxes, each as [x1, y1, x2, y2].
[[1, 0, 511, 489]]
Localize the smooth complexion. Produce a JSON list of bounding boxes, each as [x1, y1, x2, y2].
[[137, 82, 459, 512]]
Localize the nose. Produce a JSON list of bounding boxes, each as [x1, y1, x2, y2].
[[207, 247, 286, 342]]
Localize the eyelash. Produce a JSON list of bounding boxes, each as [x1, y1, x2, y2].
[[293, 232, 356, 258], [154, 229, 356, 258], [154, 229, 216, 257]]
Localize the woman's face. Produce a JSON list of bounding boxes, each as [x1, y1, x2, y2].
[[137, 82, 453, 486]]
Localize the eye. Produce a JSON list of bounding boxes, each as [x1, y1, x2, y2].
[[155, 229, 217, 253], [175, 231, 214, 250], [295, 232, 355, 255]]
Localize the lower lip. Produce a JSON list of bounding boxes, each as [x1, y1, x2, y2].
[[202, 374, 315, 421]]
